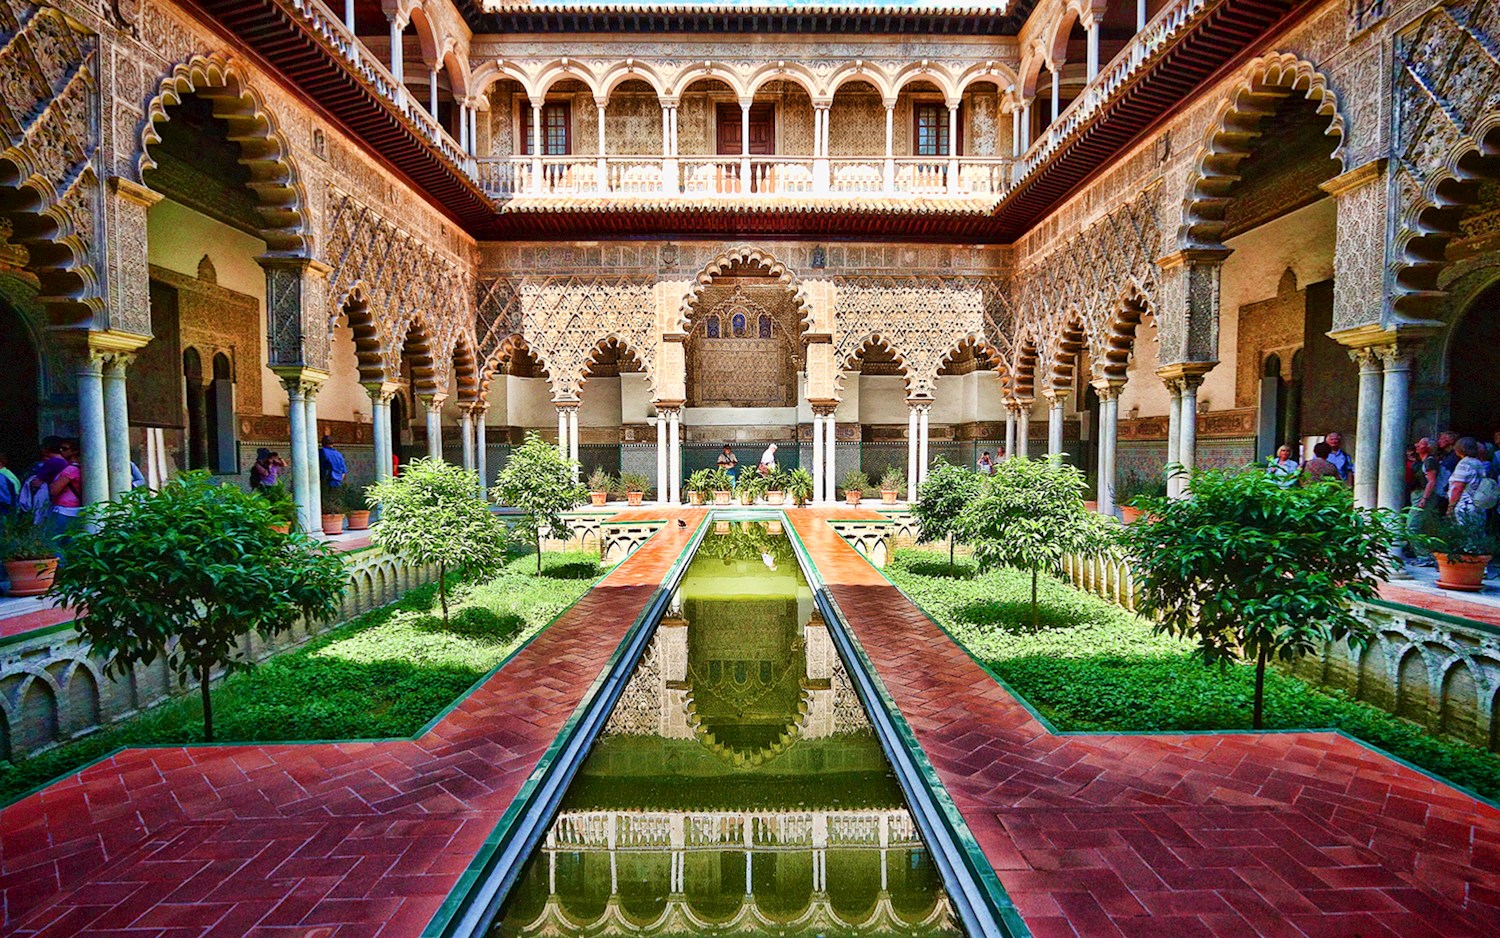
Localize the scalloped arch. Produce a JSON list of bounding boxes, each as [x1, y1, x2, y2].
[[478, 334, 550, 398], [579, 333, 658, 398], [335, 284, 390, 385], [141, 54, 310, 257], [1177, 52, 1346, 250], [1094, 281, 1155, 382], [835, 333, 913, 396], [676, 247, 815, 335]]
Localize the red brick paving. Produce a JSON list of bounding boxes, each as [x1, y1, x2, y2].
[[786, 513, 1500, 938], [0, 510, 702, 937]]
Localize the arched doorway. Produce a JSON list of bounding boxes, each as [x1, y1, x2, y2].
[[0, 298, 40, 469], [182, 348, 207, 470], [206, 352, 235, 473], [1449, 281, 1500, 438]]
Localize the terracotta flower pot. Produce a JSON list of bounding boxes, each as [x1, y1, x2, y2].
[[766, 491, 785, 505], [1435, 553, 1492, 592], [713, 490, 732, 506], [590, 491, 609, 507], [626, 491, 644, 506], [346, 510, 372, 531], [1084, 500, 1099, 513], [881, 489, 898, 505], [320, 514, 346, 536], [270, 521, 292, 535], [740, 492, 756, 506], [5, 557, 57, 597], [689, 491, 705, 506], [1119, 505, 1142, 524], [846, 491, 862, 506]]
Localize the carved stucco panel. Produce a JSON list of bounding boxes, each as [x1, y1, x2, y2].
[[832, 276, 989, 398], [1330, 166, 1389, 331], [519, 276, 660, 401]]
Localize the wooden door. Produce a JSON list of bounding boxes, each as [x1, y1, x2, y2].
[[717, 104, 775, 155]]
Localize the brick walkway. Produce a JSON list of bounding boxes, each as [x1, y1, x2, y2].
[[787, 514, 1500, 938], [0, 511, 702, 937]]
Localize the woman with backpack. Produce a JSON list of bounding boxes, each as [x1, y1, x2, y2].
[[1447, 437, 1499, 523]]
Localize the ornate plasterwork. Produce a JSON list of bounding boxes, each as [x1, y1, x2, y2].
[[832, 275, 989, 398], [0, 1, 101, 329], [677, 246, 815, 335], [1390, 0, 1500, 322], [518, 275, 659, 401]]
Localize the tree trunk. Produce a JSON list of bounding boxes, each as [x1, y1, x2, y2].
[[438, 560, 449, 623], [1030, 568, 1039, 633], [1253, 645, 1268, 730], [200, 661, 214, 742], [949, 536, 955, 574], [536, 532, 543, 575]]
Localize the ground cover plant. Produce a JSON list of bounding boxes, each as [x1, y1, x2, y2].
[[0, 549, 602, 805], [884, 548, 1500, 800]]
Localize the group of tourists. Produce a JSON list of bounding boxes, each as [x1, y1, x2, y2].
[[716, 443, 779, 480], [1404, 431, 1500, 557], [0, 437, 84, 540]]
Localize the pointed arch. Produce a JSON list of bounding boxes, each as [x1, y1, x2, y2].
[[337, 285, 389, 385], [141, 53, 311, 257], [1095, 282, 1155, 382], [393, 313, 439, 397], [677, 246, 814, 335], [448, 329, 481, 405], [835, 333, 912, 396], [580, 333, 655, 396], [1177, 52, 1346, 250]]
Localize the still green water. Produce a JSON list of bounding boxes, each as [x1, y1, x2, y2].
[[491, 522, 962, 937]]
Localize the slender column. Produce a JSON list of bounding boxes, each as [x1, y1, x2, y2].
[[1017, 405, 1031, 458], [428, 68, 439, 115], [459, 103, 470, 152], [883, 101, 896, 194], [1179, 376, 1203, 487], [812, 412, 825, 504], [388, 19, 403, 83], [1165, 379, 1183, 499], [1377, 346, 1413, 513], [1047, 395, 1066, 457], [1095, 382, 1121, 515], [1050, 69, 1060, 122], [907, 405, 920, 498], [670, 106, 678, 155], [918, 405, 931, 488], [739, 99, 752, 189], [1010, 104, 1021, 156], [813, 103, 830, 194], [531, 98, 544, 192], [660, 103, 677, 195], [656, 413, 668, 504], [946, 103, 960, 194], [1351, 347, 1383, 510], [668, 409, 682, 504], [424, 396, 443, 461], [1004, 404, 1017, 460], [102, 354, 133, 498], [367, 385, 394, 484], [1137, 0, 1147, 30], [304, 389, 322, 522], [470, 107, 479, 156], [460, 408, 475, 471], [1086, 21, 1100, 80], [567, 406, 580, 481], [474, 410, 489, 498], [1021, 103, 1031, 149], [824, 412, 838, 504], [557, 406, 568, 457], [76, 353, 109, 507], [344, 0, 354, 32], [596, 99, 609, 194], [282, 378, 312, 531]]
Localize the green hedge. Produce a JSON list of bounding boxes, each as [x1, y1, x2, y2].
[[0, 551, 602, 805], [885, 549, 1500, 800]]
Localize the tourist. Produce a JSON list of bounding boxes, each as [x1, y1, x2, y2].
[[20, 437, 67, 526], [44, 439, 83, 542], [1268, 444, 1300, 487], [269, 451, 287, 485], [1408, 437, 1442, 565], [1325, 431, 1353, 485], [977, 451, 994, 475], [1447, 437, 1492, 522], [1493, 430, 1500, 479], [319, 435, 347, 489], [1435, 429, 1459, 508], [0, 452, 18, 517], [717, 444, 739, 481], [757, 443, 778, 477], [249, 448, 276, 490], [1301, 441, 1341, 485]]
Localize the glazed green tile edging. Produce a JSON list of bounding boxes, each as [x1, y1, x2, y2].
[[0, 619, 74, 650], [862, 546, 1500, 814], [0, 563, 609, 811], [783, 518, 1028, 938], [1367, 595, 1500, 640], [424, 515, 711, 938]]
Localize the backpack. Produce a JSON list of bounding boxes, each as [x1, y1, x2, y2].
[[1471, 476, 1500, 511], [17, 473, 50, 525]]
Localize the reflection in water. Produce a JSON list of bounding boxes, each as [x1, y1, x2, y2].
[[493, 523, 962, 937]]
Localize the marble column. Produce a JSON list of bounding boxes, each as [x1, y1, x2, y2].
[[424, 396, 443, 461], [102, 353, 134, 498], [1017, 405, 1031, 458], [1047, 395, 1066, 458], [1095, 382, 1121, 515], [367, 384, 394, 483], [474, 409, 489, 498], [281, 377, 312, 531], [304, 389, 322, 522], [1377, 346, 1413, 514], [567, 406, 580, 481], [667, 408, 681, 504], [1351, 347, 1383, 510], [1179, 375, 1203, 488], [76, 353, 109, 507], [1086, 20, 1100, 80], [1004, 404, 1017, 460], [460, 408, 476, 471], [823, 412, 837, 504], [917, 405, 930, 489], [816, 414, 828, 504], [557, 406, 568, 457], [1165, 379, 1183, 499], [656, 413, 668, 504], [907, 405, 920, 498]]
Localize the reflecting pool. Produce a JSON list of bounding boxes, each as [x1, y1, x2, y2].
[[491, 521, 963, 937]]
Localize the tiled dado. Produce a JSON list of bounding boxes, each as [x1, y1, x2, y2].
[[789, 514, 1500, 938]]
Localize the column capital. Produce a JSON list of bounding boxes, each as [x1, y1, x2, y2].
[[271, 365, 328, 396], [1041, 387, 1070, 406], [364, 380, 403, 403], [1090, 377, 1125, 400], [1377, 344, 1416, 372], [1318, 157, 1387, 198], [1347, 346, 1385, 372], [553, 401, 579, 415], [1155, 246, 1233, 271], [108, 175, 165, 210], [419, 392, 450, 411], [1155, 361, 1215, 383]]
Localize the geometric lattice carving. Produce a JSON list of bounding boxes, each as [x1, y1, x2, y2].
[[520, 275, 658, 401], [833, 275, 988, 398]]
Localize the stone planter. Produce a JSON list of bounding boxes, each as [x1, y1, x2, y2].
[[4, 557, 57, 597], [1435, 553, 1492, 592], [320, 514, 346, 536], [881, 489, 899, 505], [626, 491, 644, 506], [765, 491, 785, 505], [688, 491, 705, 506], [590, 491, 609, 507], [713, 490, 732, 505], [346, 510, 372, 531]]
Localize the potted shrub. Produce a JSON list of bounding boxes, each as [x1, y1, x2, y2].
[[708, 467, 735, 505], [686, 468, 714, 506], [737, 472, 765, 506], [620, 471, 652, 507], [261, 481, 296, 533], [1412, 513, 1497, 592], [764, 467, 787, 505], [880, 466, 906, 505], [347, 486, 374, 531], [587, 467, 616, 508], [1115, 470, 1168, 523], [841, 470, 871, 506], [784, 468, 815, 507], [319, 484, 347, 536], [2, 512, 57, 597]]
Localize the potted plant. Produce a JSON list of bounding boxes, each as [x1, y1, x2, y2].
[[784, 467, 815, 507], [708, 467, 735, 505], [346, 486, 374, 531], [1115, 470, 1168, 523], [620, 471, 652, 507], [737, 472, 765, 506], [261, 481, 296, 533], [587, 467, 615, 508], [319, 484, 347, 536], [1411, 513, 1497, 592], [686, 468, 714, 507], [2, 512, 57, 597], [764, 467, 787, 505], [842, 469, 871, 506], [879, 466, 906, 505]]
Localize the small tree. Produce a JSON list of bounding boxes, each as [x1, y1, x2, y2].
[[957, 456, 1111, 629], [1119, 468, 1394, 728], [51, 472, 346, 741], [369, 457, 507, 622], [492, 432, 587, 574], [912, 458, 984, 572]]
